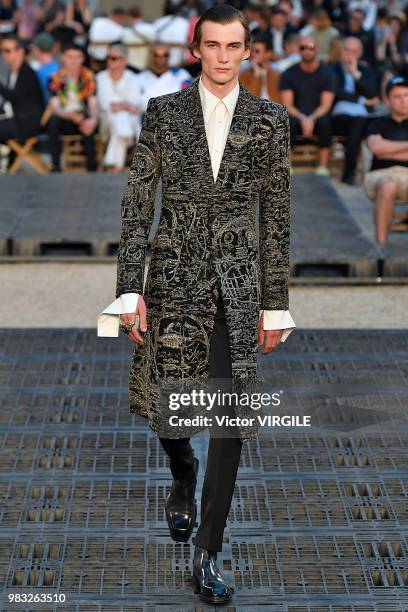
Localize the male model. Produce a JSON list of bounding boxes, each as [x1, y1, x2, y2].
[[98, 5, 295, 604]]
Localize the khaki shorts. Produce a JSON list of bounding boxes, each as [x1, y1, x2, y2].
[[364, 165, 408, 201]]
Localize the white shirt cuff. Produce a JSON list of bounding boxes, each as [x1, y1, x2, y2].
[[97, 293, 139, 337], [259, 309, 296, 342]]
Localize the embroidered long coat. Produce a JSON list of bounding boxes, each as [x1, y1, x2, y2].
[[115, 77, 291, 442]]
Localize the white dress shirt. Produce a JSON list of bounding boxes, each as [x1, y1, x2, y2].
[[97, 76, 296, 341]]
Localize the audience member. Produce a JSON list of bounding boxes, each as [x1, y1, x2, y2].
[[248, 6, 270, 39], [343, 7, 376, 65], [331, 36, 379, 184], [88, 6, 127, 63], [0, 35, 44, 146], [31, 32, 60, 102], [96, 43, 142, 172], [153, 2, 190, 67], [239, 33, 281, 102], [37, 0, 65, 34], [299, 8, 340, 61], [280, 34, 335, 175], [47, 42, 98, 171], [64, 0, 93, 35], [0, 0, 17, 34], [364, 75, 408, 245], [137, 42, 192, 112], [265, 5, 298, 61], [122, 6, 156, 71], [16, 0, 40, 41], [271, 32, 300, 72]]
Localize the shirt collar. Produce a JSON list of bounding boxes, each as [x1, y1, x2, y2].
[[198, 75, 240, 124]]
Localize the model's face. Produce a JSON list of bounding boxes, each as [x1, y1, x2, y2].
[[387, 87, 408, 116], [193, 20, 250, 85]]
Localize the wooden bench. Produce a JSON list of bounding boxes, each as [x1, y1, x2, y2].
[[6, 137, 48, 175], [290, 135, 364, 180], [62, 134, 106, 172]]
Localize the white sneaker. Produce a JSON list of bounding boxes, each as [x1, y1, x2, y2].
[[315, 166, 330, 176]]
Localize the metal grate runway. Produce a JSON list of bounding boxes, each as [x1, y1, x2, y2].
[[1, 329, 408, 610]]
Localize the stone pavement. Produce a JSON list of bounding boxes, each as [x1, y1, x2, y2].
[[1, 328, 408, 610]]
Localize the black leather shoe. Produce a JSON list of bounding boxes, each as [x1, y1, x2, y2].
[[192, 545, 234, 605], [165, 457, 198, 542]]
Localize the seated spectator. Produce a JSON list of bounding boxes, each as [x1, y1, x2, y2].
[[271, 33, 300, 72], [343, 7, 376, 65], [280, 35, 336, 175], [382, 12, 407, 75], [38, 0, 77, 49], [248, 6, 270, 40], [137, 42, 192, 112], [299, 9, 340, 62], [278, 0, 303, 30], [331, 36, 379, 184], [348, 0, 378, 31], [37, 0, 65, 34], [64, 0, 93, 36], [242, 3, 264, 33], [326, 0, 348, 32], [30, 32, 60, 103], [96, 43, 142, 173], [47, 43, 98, 172], [16, 0, 40, 42], [265, 5, 298, 62], [153, 2, 190, 67], [239, 34, 281, 103], [364, 76, 408, 245], [0, 0, 17, 35], [122, 6, 156, 71], [0, 35, 44, 150], [88, 6, 127, 64]]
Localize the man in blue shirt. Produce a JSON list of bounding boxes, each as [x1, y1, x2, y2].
[[31, 33, 60, 103]]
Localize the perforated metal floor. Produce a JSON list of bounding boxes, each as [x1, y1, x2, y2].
[[1, 329, 408, 610]]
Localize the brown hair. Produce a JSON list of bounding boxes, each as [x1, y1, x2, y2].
[[189, 5, 251, 59]]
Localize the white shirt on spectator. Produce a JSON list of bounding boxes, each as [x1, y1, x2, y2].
[[122, 22, 156, 70], [97, 76, 296, 341], [88, 17, 126, 61], [136, 67, 192, 113], [153, 14, 189, 67], [96, 68, 143, 167]]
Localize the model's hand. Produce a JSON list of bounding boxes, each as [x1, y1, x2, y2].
[[120, 295, 148, 345], [258, 313, 283, 354]]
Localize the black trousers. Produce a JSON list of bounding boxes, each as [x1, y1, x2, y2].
[[289, 113, 332, 148], [331, 113, 367, 177], [47, 115, 98, 171], [159, 292, 243, 552]]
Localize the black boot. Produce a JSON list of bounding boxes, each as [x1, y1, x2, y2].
[[192, 545, 234, 604], [165, 456, 199, 542]]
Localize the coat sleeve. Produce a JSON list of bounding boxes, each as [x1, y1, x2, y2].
[[259, 104, 291, 310], [115, 96, 162, 298]]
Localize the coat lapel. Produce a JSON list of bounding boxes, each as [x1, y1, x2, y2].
[[185, 77, 256, 186]]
